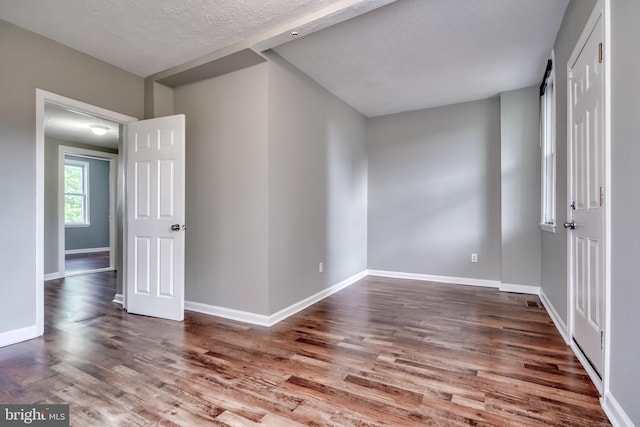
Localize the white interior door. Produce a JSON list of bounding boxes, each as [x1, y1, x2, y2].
[[126, 115, 185, 321], [568, 16, 604, 376]]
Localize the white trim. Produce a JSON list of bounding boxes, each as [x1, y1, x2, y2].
[[64, 267, 114, 277], [269, 270, 368, 325], [44, 272, 62, 281], [65, 247, 110, 255], [602, 0, 613, 406], [499, 283, 540, 295], [0, 325, 39, 348], [602, 391, 635, 427], [366, 270, 501, 289], [113, 294, 124, 305], [566, 0, 609, 398], [36, 91, 45, 339], [185, 301, 271, 326], [540, 223, 556, 233], [35, 89, 137, 347], [539, 288, 569, 344], [185, 270, 368, 327]]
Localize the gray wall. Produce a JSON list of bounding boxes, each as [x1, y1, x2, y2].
[[266, 52, 368, 313], [174, 63, 270, 315], [367, 99, 502, 280], [500, 87, 541, 287], [540, 0, 597, 321], [610, 0, 640, 423], [64, 154, 111, 251], [173, 53, 368, 316], [44, 138, 116, 275], [0, 19, 143, 334]]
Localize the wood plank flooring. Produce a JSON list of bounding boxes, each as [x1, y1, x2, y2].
[[0, 274, 610, 426], [65, 251, 110, 274]]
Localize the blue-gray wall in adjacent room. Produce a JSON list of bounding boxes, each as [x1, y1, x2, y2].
[[64, 154, 110, 251]]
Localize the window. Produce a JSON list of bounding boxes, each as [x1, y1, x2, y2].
[[540, 53, 556, 232], [64, 159, 90, 226]]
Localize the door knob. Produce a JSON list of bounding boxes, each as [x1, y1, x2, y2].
[[563, 221, 576, 230], [170, 224, 180, 231]]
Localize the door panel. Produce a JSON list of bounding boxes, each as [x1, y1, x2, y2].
[[126, 115, 185, 321], [569, 16, 604, 376]]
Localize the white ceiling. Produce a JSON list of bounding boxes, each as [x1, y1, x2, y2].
[[45, 104, 120, 150], [275, 0, 569, 117], [0, 0, 362, 78], [1, 0, 569, 119]]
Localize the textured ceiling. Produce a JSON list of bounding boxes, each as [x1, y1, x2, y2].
[[274, 0, 569, 117], [2, 0, 569, 120], [0, 0, 353, 77], [45, 104, 120, 150]]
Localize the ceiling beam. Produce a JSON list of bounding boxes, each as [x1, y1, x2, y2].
[[147, 0, 397, 87]]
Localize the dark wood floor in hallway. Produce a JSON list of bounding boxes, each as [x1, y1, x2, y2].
[[0, 273, 610, 426]]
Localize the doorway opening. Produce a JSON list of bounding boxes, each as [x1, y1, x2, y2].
[[36, 89, 137, 336], [58, 147, 117, 277]]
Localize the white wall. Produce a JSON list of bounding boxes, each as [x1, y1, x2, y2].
[[500, 87, 541, 287], [0, 20, 143, 335], [266, 52, 368, 313], [174, 63, 270, 315], [367, 98, 502, 281]]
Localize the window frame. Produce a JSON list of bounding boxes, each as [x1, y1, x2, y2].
[[64, 158, 90, 227], [540, 51, 557, 233]]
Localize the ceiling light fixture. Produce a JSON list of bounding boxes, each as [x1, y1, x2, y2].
[[89, 124, 110, 136]]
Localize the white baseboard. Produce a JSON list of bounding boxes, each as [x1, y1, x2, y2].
[[44, 272, 62, 281], [539, 288, 569, 344], [268, 270, 368, 326], [185, 270, 368, 327], [366, 270, 501, 289], [113, 294, 123, 305], [499, 282, 540, 295], [0, 325, 40, 348], [64, 267, 115, 277], [603, 391, 635, 427], [65, 247, 110, 255], [185, 301, 271, 326]]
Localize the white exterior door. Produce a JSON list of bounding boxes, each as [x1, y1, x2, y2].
[[126, 115, 185, 321], [568, 16, 604, 376]]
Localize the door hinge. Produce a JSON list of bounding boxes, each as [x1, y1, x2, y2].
[[601, 330, 605, 349], [600, 186, 604, 207], [598, 42, 603, 63]]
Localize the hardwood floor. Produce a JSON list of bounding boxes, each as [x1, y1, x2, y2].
[[65, 251, 110, 274], [0, 274, 610, 426]]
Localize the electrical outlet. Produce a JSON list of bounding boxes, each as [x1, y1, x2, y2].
[[319, 262, 324, 273], [471, 253, 478, 263]]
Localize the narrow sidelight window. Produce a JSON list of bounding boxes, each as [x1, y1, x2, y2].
[[64, 159, 90, 226], [540, 52, 556, 232]]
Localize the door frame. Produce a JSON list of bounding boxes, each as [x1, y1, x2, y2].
[[565, 0, 610, 397], [36, 89, 137, 335], [57, 146, 117, 278]]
